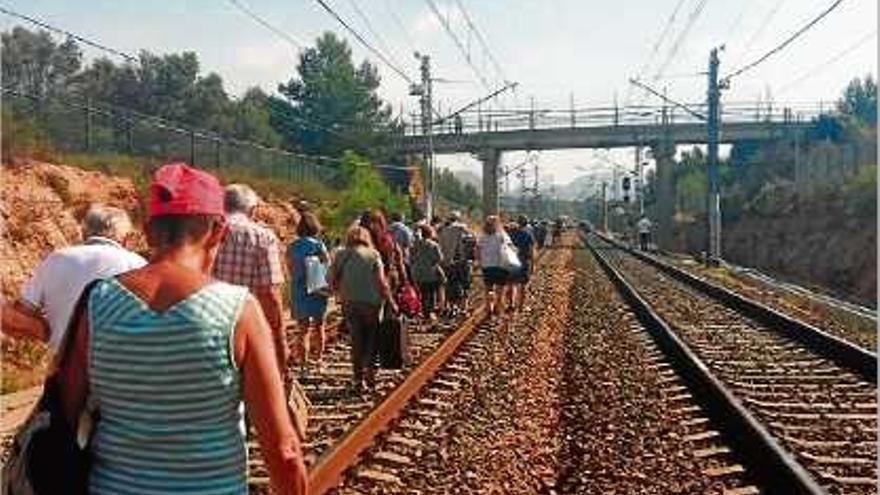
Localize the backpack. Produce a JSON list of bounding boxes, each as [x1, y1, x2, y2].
[[396, 284, 422, 318]]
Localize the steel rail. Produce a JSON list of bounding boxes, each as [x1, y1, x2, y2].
[[306, 306, 487, 494], [594, 231, 877, 382], [584, 233, 826, 494]]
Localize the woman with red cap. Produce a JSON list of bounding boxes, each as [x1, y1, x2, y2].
[[60, 163, 307, 494]]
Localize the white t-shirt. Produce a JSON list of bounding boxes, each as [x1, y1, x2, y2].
[[637, 218, 652, 234], [20, 237, 147, 352], [478, 231, 512, 268]]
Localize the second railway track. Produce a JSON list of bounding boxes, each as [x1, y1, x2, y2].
[[587, 232, 878, 495]]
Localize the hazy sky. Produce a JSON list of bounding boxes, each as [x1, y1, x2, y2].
[[5, 0, 877, 187]]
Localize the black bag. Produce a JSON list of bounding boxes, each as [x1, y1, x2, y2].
[[376, 313, 410, 369], [2, 282, 97, 495]]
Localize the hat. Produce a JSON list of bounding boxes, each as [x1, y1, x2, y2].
[[149, 163, 225, 218]]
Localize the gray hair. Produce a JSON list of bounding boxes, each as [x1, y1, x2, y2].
[[82, 204, 132, 240], [224, 183, 261, 214]]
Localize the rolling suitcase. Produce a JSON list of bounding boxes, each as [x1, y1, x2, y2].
[[377, 314, 410, 369]]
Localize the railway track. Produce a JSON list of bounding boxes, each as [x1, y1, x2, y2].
[[587, 232, 878, 495], [334, 240, 773, 494], [3, 233, 875, 494]]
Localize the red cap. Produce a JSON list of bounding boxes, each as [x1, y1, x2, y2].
[[148, 163, 225, 218]]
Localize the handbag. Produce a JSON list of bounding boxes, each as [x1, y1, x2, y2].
[[304, 254, 330, 297], [2, 281, 98, 495], [499, 241, 522, 271]]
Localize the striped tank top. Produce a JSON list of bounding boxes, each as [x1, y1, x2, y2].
[[88, 277, 250, 495]]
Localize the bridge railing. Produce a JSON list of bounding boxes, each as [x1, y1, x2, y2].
[[2, 88, 345, 188], [406, 102, 825, 136]]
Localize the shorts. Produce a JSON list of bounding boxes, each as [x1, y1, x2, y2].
[[509, 262, 531, 284], [482, 267, 509, 287]]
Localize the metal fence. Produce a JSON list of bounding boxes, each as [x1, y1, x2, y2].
[[406, 101, 826, 136], [2, 88, 343, 188]]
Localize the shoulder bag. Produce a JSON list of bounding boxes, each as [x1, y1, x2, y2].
[[2, 281, 99, 495]]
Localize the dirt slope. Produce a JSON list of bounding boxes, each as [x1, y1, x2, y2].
[[1, 159, 302, 392]]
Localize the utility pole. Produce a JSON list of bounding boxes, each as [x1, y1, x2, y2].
[[707, 47, 723, 264], [635, 144, 643, 216], [412, 52, 435, 219], [601, 181, 608, 233]]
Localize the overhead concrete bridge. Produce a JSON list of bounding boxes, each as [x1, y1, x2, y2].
[[395, 102, 820, 248]]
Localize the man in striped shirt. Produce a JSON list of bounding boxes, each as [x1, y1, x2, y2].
[[213, 184, 288, 375]]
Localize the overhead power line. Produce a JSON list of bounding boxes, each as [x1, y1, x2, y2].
[[345, 0, 406, 71], [731, 0, 786, 68], [384, 0, 419, 50], [652, 0, 710, 81], [623, 0, 687, 118], [629, 78, 706, 120], [723, 0, 846, 83], [637, 0, 688, 79], [313, 0, 415, 84], [227, 0, 304, 52], [0, 4, 138, 62], [451, 0, 508, 82], [776, 28, 877, 95], [423, 0, 492, 91]]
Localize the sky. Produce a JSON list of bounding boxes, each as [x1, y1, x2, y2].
[[4, 0, 877, 190]]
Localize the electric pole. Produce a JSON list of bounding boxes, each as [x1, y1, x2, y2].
[[707, 47, 723, 264], [412, 52, 435, 219], [601, 181, 608, 233], [635, 144, 644, 216]]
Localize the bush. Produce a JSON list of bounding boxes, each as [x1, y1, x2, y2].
[[325, 151, 408, 237]]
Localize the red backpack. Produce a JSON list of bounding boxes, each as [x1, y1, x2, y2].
[[396, 284, 422, 318]]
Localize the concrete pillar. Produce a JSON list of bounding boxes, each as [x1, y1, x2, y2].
[[481, 148, 501, 216], [651, 139, 676, 252]]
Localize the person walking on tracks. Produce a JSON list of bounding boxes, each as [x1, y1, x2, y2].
[[508, 215, 536, 312], [477, 215, 518, 317], [438, 211, 476, 317], [411, 224, 445, 325], [213, 184, 288, 381], [637, 215, 653, 251], [2, 204, 145, 350], [60, 163, 307, 495], [329, 226, 399, 394], [288, 212, 330, 367]]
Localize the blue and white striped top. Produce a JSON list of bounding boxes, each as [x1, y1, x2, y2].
[[88, 277, 250, 495]]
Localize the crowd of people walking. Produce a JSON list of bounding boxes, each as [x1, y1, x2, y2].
[[1, 162, 553, 495]]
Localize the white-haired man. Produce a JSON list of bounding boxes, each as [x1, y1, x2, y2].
[[2, 204, 146, 351], [213, 184, 288, 377]]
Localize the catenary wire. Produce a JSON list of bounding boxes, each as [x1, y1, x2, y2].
[[451, 0, 508, 82], [423, 0, 492, 91], [776, 28, 877, 96], [651, 0, 710, 81], [0, 4, 137, 62], [723, 0, 846, 83], [345, 0, 406, 72], [313, 0, 415, 84], [730, 0, 786, 69], [226, 0, 304, 51]]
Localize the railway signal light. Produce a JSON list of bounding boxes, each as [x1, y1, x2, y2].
[[622, 176, 631, 191]]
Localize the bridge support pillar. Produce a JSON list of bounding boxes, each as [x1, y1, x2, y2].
[[480, 148, 501, 216], [652, 139, 676, 252]]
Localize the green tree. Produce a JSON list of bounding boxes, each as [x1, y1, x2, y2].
[[275, 32, 398, 160], [326, 151, 408, 235], [837, 75, 877, 126], [1, 27, 81, 98], [435, 168, 481, 213]]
